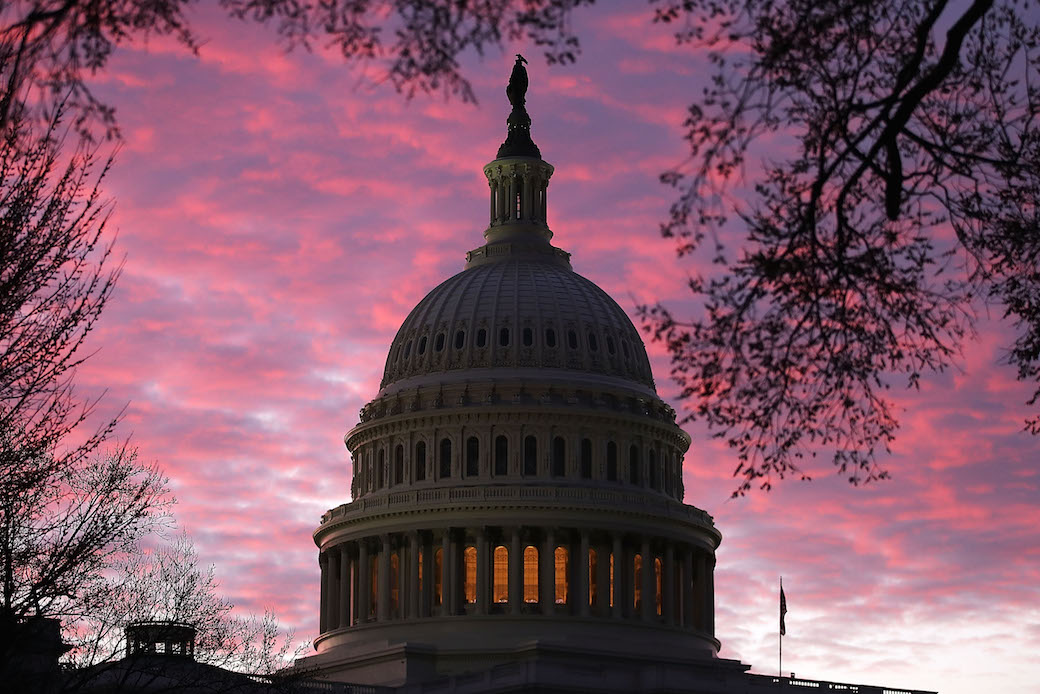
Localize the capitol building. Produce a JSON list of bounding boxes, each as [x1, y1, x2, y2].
[[293, 61, 935, 694]]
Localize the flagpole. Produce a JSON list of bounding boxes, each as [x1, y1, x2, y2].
[[779, 576, 783, 679]]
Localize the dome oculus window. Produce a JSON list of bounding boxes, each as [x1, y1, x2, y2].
[[567, 330, 578, 349], [404, 341, 412, 358], [606, 336, 616, 355], [454, 330, 465, 349], [434, 332, 445, 352], [476, 328, 487, 348], [499, 327, 510, 347], [545, 328, 557, 348], [523, 327, 533, 347], [588, 332, 598, 352], [418, 336, 428, 355]]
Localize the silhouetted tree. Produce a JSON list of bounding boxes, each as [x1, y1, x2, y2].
[[0, 0, 590, 139], [639, 0, 1040, 493]]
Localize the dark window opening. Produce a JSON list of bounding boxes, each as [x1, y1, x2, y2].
[[435, 332, 445, 352], [439, 438, 452, 479], [607, 336, 616, 355], [588, 333, 598, 352], [499, 327, 510, 347], [394, 445, 404, 485], [418, 336, 428, 355], [580, 438, 592, 479], [607, 442, 618, 481], [552, 436, 566, 477], [454, 330, 465, 349], [545, 328, 557, 348], [523, 327, 533, 347], [415, 441, 426, 481], [567, 330, 578, 349], [495, 435, 509, 476], [404, 341, 412, 358], [629, 445, 641, 485], [477, 328, 487, 348], [466, 436, 480, 477], [524, 436, 538, 476]]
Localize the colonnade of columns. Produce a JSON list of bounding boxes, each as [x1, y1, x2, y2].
[[318, 527, 715, 637]]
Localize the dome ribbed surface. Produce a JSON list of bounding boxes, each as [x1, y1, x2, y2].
[[380, 257, 654, 391]]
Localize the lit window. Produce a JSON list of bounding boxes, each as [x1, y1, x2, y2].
[[390, 552, 400, 614], [493, 546, 509, 603], [654, 557, 663, 616], [633, 553, 642, 612], [434, 548, 443, 606], [589, 549, 598, 607], [524, 546, 539, 603], [555, 546, 569, 604], [464, 546, 477, 604]]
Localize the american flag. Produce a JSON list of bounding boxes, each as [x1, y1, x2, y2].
[[780, 584, 788, 636]]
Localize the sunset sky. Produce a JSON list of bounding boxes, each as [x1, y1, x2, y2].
[[67, 4, 1040, 693]]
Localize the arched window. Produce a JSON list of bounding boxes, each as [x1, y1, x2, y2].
[[418, 335, 427, 355], [394, 444, 404, 485], [551, 436, 566, 477], [415, 441, 426, 481], [567, 330, 578, 349], [493, 546, 509, 603], [523, 435, 538, 476], [494, 435, 509, 476], [454, 330, 465, 349], [376, 449, 385, 489], [466, 436, 480, 477], [476, 328, 487, 347], [439, 438, 452, 479], [606, 336, 616, 355], [633, 553, 642, 612], [607, 441, 618, 482], [588, 332, 598, 351], [464, 546, 477, 604], [629, 445, 641, 485], [545, 327, 557, 348], [390, 552, 400, 614], [649, 449, 658, 490], [523, 327, 533, 346], [434, 548, 443, 607], [499, 327, 510, 346], [654, 557, 663, 616], [524, 546, 539, 603], [554, 546, 569, 604], [580, 438, 592, 479], [588, 549, 598, 607], [434, 332, 445, 352]]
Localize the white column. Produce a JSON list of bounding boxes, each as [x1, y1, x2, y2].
[[339, 548, 351, 628], [408, 532, 420, 619], [358, 541, 370, 623], [541, 529, 555, 615], [476, 527, 488, 615], [612, 535, 624, 619], [664, 543, 675, 626], [509, 527, 522, 615], [319, 552, 329, 633], [641, 537, 654, 621], [378, 535, 390, 621], [328, 547, 340, 631]]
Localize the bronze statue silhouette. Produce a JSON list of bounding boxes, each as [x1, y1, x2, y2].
[[497, 54, 541, 159], [506, 54, 528, 108]]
